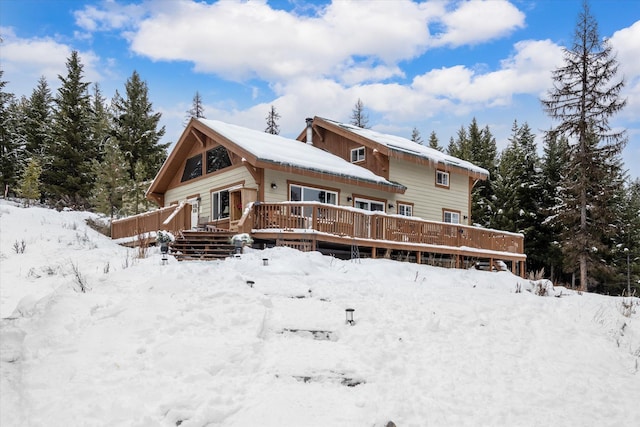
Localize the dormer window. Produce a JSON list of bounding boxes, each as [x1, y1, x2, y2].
[[436, 170, 449, 188], [350, 147, 365, 163]]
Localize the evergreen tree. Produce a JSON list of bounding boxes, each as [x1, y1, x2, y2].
[[43, 51, 95, 207], [470, 120, 498, 227], [428, 131, 443, 151], [264, 105, 280, 135], [121, 160, 154, 215], [350, 98, 370, 128], [25, 76, 54, 160], [19, 158, 42, 206], [186, 91, 205, 123], [0, 70, 25, 197], [411, 127, 423, 144], [615, 179, 640, 295], [539, 130, 570, 282], [89, 83, 110, 159], [92, 139, 129, 218], [493, 121, 542, 270], [541, 1, 627, 291], [111, 70, 168, 213], [447, 125, 470, 159]]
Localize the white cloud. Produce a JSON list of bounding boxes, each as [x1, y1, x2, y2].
[[0, 27, 103, 96], [125, 0, 525, 85], [609, 20, 640, 77], [430, 0, 525, 47], [73, 0, 146, 32]]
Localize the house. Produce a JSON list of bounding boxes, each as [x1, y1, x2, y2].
[[112, 116, 525, 275]]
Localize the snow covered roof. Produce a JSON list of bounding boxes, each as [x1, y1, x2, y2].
[[319, 118, 489, 178], [197, 119, 405, 191]]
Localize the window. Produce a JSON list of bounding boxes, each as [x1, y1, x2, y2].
[[398, 203, 413, 216], [350, 147, 365, 163], [181, 154, 203, 182], [211, 189, 230, 220], [436, 170, 449, 188], [443, 210, 460, 224], [290, 184, 338, 205], [354, 198, 385, 212], [206, 146, 232, 174]]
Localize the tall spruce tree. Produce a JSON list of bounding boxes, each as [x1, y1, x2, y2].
[[25, 76, 54, 160], [493, 121, 542, 270], [428, 131, 443, 152], [92, 139, 129, 218], [89, 83, 110, 159], [186, 91, 205, 124], [111, 71, 167, 213], [0, 70, 23, 197], [44, 51, 95, 207], [265, 105, 280, 135], [541, 1, 627, 291], [539, 130, 570, 282], [350, 98, 370, 128], [411, 127, 423, 144]]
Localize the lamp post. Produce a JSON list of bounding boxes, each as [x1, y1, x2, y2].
[[345, 308, 355, 325]]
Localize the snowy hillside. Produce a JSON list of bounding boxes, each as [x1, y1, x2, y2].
[[1, 200, 639, 427]]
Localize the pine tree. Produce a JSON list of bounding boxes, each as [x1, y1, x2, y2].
[[89, 83, 111, 159], [19, 158, 42, 206], [25, 76, 54, 160], [264, 105, 280, 135], [616, 179, 640, 295], [539, 130, 570, 282], [43, 51, 95, 207], [469, 120, 498, 227], [186, 91, 205, 123], [493, 121, 542, 270], [350, 98, 370, 128], [411, 127, 423, 144], [447, 126, 470, 159], [541, 1, 627, 291], [428, 131, 443, 151], [92, 139, 129, 218], [111, 70, 168, 213], [0, 70, 25, 197]]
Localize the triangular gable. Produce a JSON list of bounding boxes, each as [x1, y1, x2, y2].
[[147, 118, 405, 204], [302, 116, 489, 180]]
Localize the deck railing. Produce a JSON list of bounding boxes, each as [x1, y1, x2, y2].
[[249, 202, 523, 255], [111, 203, 191, 240]]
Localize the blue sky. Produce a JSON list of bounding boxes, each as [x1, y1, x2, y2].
[[2, 0, 639, 179]]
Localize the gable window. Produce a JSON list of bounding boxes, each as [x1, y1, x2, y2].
[[436, 170, 449, 188], [211, 189, 230, 220], [350, 147, 365, 163], [354, 198, 385, 212], [206, 146, 232, 174], [443, 210, 460, 224], [398, 203, 413, 217], [181, 154, 203, 182]]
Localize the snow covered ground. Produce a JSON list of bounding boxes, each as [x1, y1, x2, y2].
[[1, 200, 639, 427]]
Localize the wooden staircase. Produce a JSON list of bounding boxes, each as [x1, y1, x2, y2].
[[171, 231, 237, 261]]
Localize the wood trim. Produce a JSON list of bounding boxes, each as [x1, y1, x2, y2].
[[209, 180, 246, 195], [352, 193, 386, 204], [442, 208, 462, 223], [165, 163, 246, 192], [435, 169, 450, 189], [287, 180, 342, 201], [190, 128, 206, 147], [396, 200, 414, 216]]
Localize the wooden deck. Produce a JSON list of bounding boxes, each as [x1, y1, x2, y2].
[[111, 202, 526, 276]]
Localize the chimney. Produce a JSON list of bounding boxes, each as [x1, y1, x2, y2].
[[305, 117, 313, 145]]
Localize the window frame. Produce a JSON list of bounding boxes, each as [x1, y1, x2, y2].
[[443, 209, 461, 224], [181, 154, 203, 182], [397, 202, 413, 217], [354, 197, 385, 212], [206, 145, 232, 174], [436, 170, 450, 188], [350, 147, 366, 163], [211, 188, 231, 220]]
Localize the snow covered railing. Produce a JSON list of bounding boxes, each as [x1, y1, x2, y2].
[[250, 202, 524, 255], [111, 203, 191, 240]]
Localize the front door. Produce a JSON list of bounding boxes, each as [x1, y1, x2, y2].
[[187, 198, 199, 229]]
